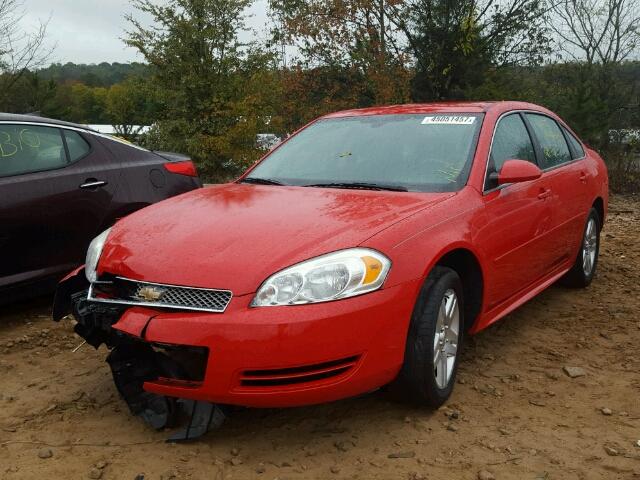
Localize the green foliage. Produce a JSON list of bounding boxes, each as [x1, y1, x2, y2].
[[106, 77, 159, 127], [38, 62, 151, 87], [124, 0, 281, 180], [0, 63, 154, 125], [269, 0, 413, 106], [0, 72, 55, 114], [468, 62, 639, 150], [406, 0, 551, 101]]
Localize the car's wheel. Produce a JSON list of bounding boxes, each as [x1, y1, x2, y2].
[[393, 266, 464, 408], [561, 208, 600, 288]]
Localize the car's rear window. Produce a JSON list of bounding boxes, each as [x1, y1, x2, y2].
[[247, 113, 484, 192], [525, 114, 572, 169], [562, 126, 585, 159], [64, 130, 91, 161]]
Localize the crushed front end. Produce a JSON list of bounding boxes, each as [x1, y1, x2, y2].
[[53, 263, 419, 440], [53, 268, 227, 441]]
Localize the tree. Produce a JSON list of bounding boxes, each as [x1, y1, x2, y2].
[[389, 0, 551, 100], [271, 0, 551, 103], [269, 0, 412, 106], [69, 83, 109, 124], [550, 0, 640, 65], [38, 62, 151, 87], [0, 0, 53, 109], [106, 77, 159, 134], [546, 0, 640, 147], [125, 0, 280, 179], [0, 70, 56, 114]]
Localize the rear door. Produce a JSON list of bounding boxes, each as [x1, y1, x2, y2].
[[524, 113, 586, 264], [0, 123, 121, 289], [478, 113, 556, 308]]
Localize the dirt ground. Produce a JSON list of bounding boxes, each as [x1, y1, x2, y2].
[[1, 195, 639, 480]]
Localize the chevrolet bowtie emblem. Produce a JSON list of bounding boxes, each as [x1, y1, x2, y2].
[[136, 286, 166, 302]]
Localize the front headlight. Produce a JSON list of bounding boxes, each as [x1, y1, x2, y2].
[[252, 248, 391, 306], [85, 227, 112, 283]]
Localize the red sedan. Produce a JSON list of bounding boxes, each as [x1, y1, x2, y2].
[[54, 101, 608, 440]]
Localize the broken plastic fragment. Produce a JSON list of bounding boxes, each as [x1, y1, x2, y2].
[[166, 401, 227, 442]]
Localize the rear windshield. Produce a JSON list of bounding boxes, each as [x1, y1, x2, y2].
[[247, 113, 484, 192]]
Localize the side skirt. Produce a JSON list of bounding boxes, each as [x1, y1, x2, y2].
[[470, 262, 572, 334]]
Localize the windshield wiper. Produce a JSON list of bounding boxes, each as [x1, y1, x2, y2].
[[240, 177, 285, 186], [304, 182, 408, 192]]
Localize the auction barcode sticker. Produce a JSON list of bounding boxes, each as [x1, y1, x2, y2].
[[421, 115, 475, 125]]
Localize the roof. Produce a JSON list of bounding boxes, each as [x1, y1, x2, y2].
[[0, 113, 98, 132], [323, 101, 546, 118]]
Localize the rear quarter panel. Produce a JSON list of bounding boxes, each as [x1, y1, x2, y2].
[[590, 148, 609, 220], [94, 135, 201, 225], [561, 146, 609, 261]]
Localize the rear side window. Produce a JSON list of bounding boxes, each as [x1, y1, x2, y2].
[[64, 130, 91, 161], [562, 126, 585, 159], [485, 113, 536, 190], [526, 114, 571, 169], [0, 124, 67, 178]]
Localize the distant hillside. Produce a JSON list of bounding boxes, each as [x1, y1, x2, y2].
[[37, 62, 151, 87]]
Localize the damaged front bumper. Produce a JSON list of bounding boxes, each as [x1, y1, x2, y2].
[[53, 268, 226, 441], [54, 267, 420, 439]]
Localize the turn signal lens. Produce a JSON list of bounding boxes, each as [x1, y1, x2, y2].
[[251, 248, 391, 307], [362, 255, 384, 285]]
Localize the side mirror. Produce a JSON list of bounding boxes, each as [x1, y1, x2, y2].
[[494, 159, 542, 185]]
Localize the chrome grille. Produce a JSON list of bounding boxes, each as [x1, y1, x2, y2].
[[88, 277, 232, 313]]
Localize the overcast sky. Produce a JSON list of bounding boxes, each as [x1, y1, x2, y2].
[[21, 0, 271, 65]]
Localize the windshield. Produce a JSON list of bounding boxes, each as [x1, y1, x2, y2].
[[245, 113, 484, 192]]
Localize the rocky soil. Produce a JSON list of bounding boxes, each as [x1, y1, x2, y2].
[[1, 195, 639, 480]]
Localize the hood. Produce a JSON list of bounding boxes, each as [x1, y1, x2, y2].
[[98, 184, 453, 295]]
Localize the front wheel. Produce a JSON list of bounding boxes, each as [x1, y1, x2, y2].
[[392, 266, 464, 407], [561, 208, 600, 288]]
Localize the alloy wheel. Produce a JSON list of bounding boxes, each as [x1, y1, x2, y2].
[[433, 289, 460, 389], [582, 217, 597, 276]]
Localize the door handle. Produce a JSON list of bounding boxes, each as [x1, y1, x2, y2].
[[80, 179, 107, 189], [537, 188, 552, 200], [579, 172, 588, 183]]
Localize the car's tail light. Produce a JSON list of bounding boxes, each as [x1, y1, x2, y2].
[[164, 160, 198, 177]]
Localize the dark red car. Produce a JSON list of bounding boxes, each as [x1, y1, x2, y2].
[[0, 114, 201, 303], [54, 102, 608, 440]]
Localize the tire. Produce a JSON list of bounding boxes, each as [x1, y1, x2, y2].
[[392, 266, 464, 408], [560, 208, 600, 288]]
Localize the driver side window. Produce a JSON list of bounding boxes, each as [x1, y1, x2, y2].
[[485, 114, 536, 190]]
